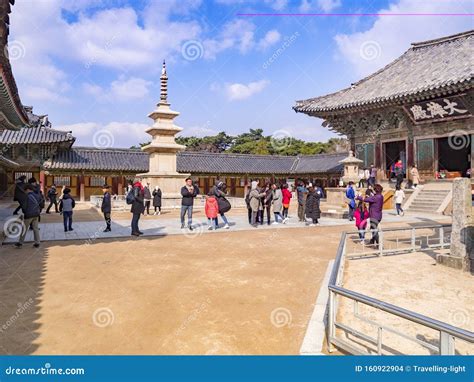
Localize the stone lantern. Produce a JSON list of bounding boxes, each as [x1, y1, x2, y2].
[[339, 150, 363, 185]]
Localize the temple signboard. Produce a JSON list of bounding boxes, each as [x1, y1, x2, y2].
[[405, 95, 470, 124]]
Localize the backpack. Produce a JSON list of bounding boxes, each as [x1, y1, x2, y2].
[[126, 189, 135, 205], [217, 196, 231, 214]]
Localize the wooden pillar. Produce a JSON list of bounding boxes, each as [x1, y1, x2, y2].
[[117, 176, 124, 196], [79, 174, 85, 202], [243, 174, 249, 196], [39, 170, 45, 195]]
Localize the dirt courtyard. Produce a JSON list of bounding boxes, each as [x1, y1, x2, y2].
[[0, 225, 347, 355]]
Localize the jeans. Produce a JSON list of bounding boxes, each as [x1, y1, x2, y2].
[[63, 211, 73, 231], [19, 216, 40, 245], [208, 218, 218, 229], [104, 212, 111, 229], [220, 213, 229, 226], [396, 203, 404, 215], [144, 200, 151, 214], [298, 203, 305, 221], [131, 212, 141, 233], [274, 212, 283, 223], [369, 219, 380, 244], [348, 205, 355, 221], [180, 205, 193, 226], [368, 177, 375, 187], [251, 210, 258, 226]]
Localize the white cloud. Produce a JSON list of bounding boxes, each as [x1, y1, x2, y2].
[[264, 0, 288, 11], [225, 80, 270, 101], [56, 121, 150, 147], [83, 76, 152, 102], [299, 0, 341, 12], [334, 0, 473, 77], [180, 124, 218, 137], [258, 30, 282, 50]]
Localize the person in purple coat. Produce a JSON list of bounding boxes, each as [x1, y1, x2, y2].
[[356, 183, 384, 245]]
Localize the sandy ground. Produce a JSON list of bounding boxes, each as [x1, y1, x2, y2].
[[0, 226, 346, 355], [338, 250, 474, 355]]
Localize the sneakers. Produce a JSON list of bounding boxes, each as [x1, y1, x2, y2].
[[272, 221, 279, 225], [103, 228, 111, 232], [224, 224, 230, 229], [309, 223, 316, 227], [181, 224, 185, 229], [33, 243, 40, 248], [189, 226, 194, 231], [282, 218, 289, 224], [14, 243, 22, 248], [208, 226, 213, 231]]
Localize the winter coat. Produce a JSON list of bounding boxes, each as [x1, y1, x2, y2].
[[22, 191, 41, 219], [249, 189, 265, 212], [394, 190, 405, 204], [205, 196, 219, 219], [101, 191, 112, 213], [14, 180, 26, 203], [272, 188, 283, 213], [346, 186, 356, 208], [47, 187, 57, 201], [143, 186, 152, 200], [152, 189, 162, 207], [296, 186, 307, 205], [411, 167, 420, 184], [131, 183, 145, 214], [181, 185, 199, 206], [282, 188, 292, 206], [305, 190, 321, 220], [59, 194, 75, 213], [357, 193, 383, 222], [354, 208, 369, 230], [263, 188, 273, 207]]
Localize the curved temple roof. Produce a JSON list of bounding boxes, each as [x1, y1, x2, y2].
[[294, 30, 474, 116]]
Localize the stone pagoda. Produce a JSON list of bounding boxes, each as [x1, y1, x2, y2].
[[138, 60, 189, 197]]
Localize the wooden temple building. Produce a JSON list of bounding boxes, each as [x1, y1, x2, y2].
[[294, 30, 473, 182]]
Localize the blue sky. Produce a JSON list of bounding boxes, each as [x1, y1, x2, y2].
[[8, 0, 473, 148]]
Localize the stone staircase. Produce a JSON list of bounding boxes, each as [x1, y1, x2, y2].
[[407, 188, 451, 213]]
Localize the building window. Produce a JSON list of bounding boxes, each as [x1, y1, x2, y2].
[[54, 176, 71, 186], [40, 145, 51, 159], [15, 172, 33, 180], [90, 176, 105, 187]]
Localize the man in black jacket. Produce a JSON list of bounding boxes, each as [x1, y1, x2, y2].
[[13, 175, 26, 215], [180, 177, 199, 230], [130, 181, 145, 236], [46, 184, 59, 213], [101, 185, 112, 232], [15, 184, 41, 248]]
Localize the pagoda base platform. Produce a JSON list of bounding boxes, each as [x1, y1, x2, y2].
[[137, 172, 191, 198]]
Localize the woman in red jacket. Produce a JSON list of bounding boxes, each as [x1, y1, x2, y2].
[[354, 200, 369, 243], [205, 193, 219, 230], [281, 183, 292, 223]]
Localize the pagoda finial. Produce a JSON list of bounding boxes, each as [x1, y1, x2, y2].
[[160, 59, 168, 104]]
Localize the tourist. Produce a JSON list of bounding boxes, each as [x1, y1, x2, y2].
[[129, 180, 145, 236], [305, 185, 321, 226], [59, 188, 75, 232], [214, 181, 231, 229], [143, 183, 152, 216], [152, 186, 162, 215], [358, 168, 365, 188], [101, 185, 112, 232], [368, 164, 377, 186], [15, 184, 41, 249], [245, 187, 252, 224], [296, 181, 308, 222], [204, 192, 219, 230], [46, 184, 59, 214], [180, 177, 199, 230], [13, 175, 27, 215], [248, 181, 265, 228], [354, 200, 369, 243], [28, 177, 44, 227], [394, 185, 405, 217], [345, 181, 356, 222], [410, 164, 421, 188], [356, 184, 384, 245], [261, 182, 272, 225], [126, 180, 133, 193], [281, 183, 292, 221], [271, 183, 283, 224], [394, 159, 404, 188], [257, 184, 265, 224]]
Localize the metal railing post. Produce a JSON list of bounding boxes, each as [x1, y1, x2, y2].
[[327, 290, 336, 353], [440, 331, 455, 355], [411, 228, 416, 252], [378, 230, 384, 256], [440, 227, 445, 249], [377, 327, 383, 355]]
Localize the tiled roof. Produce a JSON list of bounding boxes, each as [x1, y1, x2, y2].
[[44, 147, 150, 173], [43, 148, 347, 175], [0, 0, 29, 128], [0, 154, 19, 168], [294, 30, 474, 115], [0, 126, 75, 145]]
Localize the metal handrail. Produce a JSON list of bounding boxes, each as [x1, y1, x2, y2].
[[327, 224, 474, 355]]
